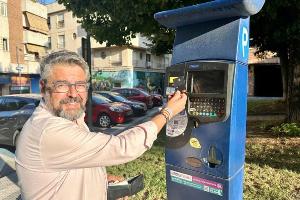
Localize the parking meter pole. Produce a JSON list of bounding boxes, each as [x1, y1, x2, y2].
[[154, 0, 265, 200], [87, 33, 93, 128]]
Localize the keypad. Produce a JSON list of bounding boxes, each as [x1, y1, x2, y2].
[[189, 97, 225, 118]]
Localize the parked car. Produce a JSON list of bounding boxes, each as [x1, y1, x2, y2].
[[86, 94, 133, 128], [111, 88, 154, 109], [95, 91, 148, 116], [151, 93, 164, 106], [0, 94, 40, 146]]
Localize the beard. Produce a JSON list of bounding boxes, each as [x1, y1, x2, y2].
[[44, 92, 86, 121]]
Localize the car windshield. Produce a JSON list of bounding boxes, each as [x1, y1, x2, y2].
[[137, 89, 149, 95], [93, 94, 112, 104], [110, 93, 128, 102]]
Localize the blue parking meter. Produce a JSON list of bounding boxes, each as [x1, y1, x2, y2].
[[154, 0, 265, 199]]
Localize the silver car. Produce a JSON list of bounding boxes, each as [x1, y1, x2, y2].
[[0, 94, 40, 146]]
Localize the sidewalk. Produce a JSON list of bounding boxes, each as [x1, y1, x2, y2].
[[0, 149, 20, 200]]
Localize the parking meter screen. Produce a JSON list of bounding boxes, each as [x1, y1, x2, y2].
[[192, 70, 225, 94]]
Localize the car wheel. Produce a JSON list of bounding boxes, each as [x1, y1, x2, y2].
[[97, 113, 111, 128]]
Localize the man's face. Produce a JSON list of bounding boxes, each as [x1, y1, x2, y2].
[[41, 64, 88, 121]]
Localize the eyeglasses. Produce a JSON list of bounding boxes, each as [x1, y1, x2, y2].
[[49, 81, 89, 93]]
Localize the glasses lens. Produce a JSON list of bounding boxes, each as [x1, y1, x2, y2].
[[55, 83, 69, 92], [75, 83, 88, 92]]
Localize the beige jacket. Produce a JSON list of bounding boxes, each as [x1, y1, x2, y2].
[[15, 101, 158, 200]]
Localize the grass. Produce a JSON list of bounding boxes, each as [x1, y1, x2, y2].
[[247, 99, 286, 115], [107, 125, 300, 200]]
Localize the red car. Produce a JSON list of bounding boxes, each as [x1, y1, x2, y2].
[[85, 94, 133, 128], [151, 94, 163, 106], [111, 88, 154, 109]]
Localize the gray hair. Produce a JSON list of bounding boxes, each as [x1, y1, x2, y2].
[[40, 50, 90, 82]]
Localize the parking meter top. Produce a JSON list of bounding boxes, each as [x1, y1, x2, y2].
[[154, 0, 265, 28]]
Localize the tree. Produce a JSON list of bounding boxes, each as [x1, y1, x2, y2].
[[58, 0, 207, 54], [251, 0, 300, 122], [58, 0, 300, 122]]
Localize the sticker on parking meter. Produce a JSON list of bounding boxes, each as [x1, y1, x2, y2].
[[166, 110, 188, 137], [189, 138, 201, 149]]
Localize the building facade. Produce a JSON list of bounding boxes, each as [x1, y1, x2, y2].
[[47, 2, 170, 93], [91, 36, 170, 92], [0, 0, 48, 95], [248, 47, 282, 97]]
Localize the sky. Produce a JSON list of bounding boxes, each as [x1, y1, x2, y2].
[[38, 0, 56, 5]]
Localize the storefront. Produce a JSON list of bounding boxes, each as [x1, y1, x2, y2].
[[91, 70, 165, 93], [10, 75, 31, 94]]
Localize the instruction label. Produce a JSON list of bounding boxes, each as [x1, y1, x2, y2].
[[170, 170, 223, 196]]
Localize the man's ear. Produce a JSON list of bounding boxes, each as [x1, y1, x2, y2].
[[40, 80, 46, 94]]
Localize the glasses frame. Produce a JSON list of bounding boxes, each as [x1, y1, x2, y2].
[[48, 80, 90, 93]]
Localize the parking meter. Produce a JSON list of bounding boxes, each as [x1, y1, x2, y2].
[[155, 0, 265, 199]]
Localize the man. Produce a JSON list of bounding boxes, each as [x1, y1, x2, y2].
[[15, 50, 187, 200]]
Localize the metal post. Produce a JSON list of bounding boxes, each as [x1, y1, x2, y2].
[[86, 33, 93, 128], [16, 46, 21, 94]]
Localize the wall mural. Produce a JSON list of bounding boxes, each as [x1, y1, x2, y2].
[[92, 70, 164, 94]]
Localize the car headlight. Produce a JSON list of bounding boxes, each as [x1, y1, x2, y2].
[[109, 106, 122, 112]]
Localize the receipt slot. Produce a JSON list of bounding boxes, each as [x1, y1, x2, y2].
[[155, 0, 265, 199]]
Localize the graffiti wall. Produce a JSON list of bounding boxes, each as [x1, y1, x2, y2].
[[92, 70, 164, 94]]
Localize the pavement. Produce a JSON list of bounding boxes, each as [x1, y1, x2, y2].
[[0, 107, 159, 200]]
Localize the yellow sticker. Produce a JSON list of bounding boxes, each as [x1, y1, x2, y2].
[[189, 138, 201, 149], [169, 77, 178, 84]]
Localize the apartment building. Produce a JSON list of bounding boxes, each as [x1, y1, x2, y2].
[[0, 0, 48, 95], [0, 0, 10, 95], [91, 36, 170, 91], [47, 2, 86, 54], [47, 1, 170, 92]]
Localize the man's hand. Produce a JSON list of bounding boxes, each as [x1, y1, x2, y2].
[[107, 174, 128, 200], [107, 174, 125, 183]]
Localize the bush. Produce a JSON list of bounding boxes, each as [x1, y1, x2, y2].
[[271, 123, 300, 136]]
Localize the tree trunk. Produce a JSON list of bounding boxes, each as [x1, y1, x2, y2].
[[287, 62, 300, 122]]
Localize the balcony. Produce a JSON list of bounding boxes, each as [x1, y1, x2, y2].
[[23, 30, 48, 47], [22, 0, 47, 19]]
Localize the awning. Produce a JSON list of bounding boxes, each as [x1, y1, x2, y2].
[[24, 12, 48, 34], [26, 43, 46, 56]]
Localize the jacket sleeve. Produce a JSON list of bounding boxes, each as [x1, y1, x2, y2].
[[40, 118, 158, 170]]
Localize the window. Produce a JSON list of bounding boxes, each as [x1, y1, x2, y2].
[[139, 52, 143, 60], [4, 98, 20, 111], [146, 54, 151, 62], [146, 54, 151, 68], [58, 35, 65, 49], [57, 14, 64, 28], [48, 37, 51, 49], [72, 33, 77, 40], [0, 97, 5, 110], [2, 38, 8, 51], [0, 2, 7, 17], [47, 16, 51, 27], [101, 51, 106, 59], [114, 82, 121, 88]]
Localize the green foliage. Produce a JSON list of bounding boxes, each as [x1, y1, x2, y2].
[[57, 0, 209, 54], [251, 0, 300, 62], [271, 123, 300, 136]]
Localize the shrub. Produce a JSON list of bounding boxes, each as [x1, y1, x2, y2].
[[271, 123, 300, 136]]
